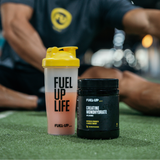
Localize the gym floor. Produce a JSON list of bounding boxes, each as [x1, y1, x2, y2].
[[0, 102, 160, 159]]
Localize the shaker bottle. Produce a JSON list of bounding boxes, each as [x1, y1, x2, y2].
[[42, 46, 80, 135]]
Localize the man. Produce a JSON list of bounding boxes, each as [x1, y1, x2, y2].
[[0, 0, 160, 115]]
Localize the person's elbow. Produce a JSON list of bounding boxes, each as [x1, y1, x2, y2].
[[3, 18, 20, 41]]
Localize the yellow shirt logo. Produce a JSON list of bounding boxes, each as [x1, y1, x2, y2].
[[51, 8, 72, 32]]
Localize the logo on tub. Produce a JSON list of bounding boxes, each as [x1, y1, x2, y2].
[[54, 77, 73, 112]]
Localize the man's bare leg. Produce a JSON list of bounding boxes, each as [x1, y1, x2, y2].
[[80, 66, 160, 116], [0, 84, 38, 110]]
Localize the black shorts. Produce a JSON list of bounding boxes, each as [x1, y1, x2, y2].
[[0, 65, 45, 97], [0, 64, 92, 97]]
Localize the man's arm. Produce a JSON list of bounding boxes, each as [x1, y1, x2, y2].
[[123, 8, 160, 38], [1, 3, 46, 72]]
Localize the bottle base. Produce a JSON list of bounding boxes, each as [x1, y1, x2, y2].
[[48, 132, 75, 136], [77, 129, 119, 139]]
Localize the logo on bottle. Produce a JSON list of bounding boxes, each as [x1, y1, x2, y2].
[[51, 8, 72, 32], [54, 77, 73, 112], [55, 124, 72, 127]]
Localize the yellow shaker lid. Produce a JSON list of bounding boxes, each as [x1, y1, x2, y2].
[[42, 46, 80, 67]]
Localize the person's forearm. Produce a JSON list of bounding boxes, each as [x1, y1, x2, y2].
[[144, 9, 160, 38], [3, 18, 46, 72], [123, 8, 160, 39]]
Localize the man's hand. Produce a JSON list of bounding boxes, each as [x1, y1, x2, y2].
[[123, 8, 160, 38], [1, 3, 46, 72]]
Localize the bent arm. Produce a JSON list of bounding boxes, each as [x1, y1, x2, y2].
[[123, 8, 160, 38], [1, 3, 46, 72]]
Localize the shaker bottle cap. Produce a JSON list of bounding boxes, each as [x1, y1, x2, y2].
[[42, 46, 80, 67]]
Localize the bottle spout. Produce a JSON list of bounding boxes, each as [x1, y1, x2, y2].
[[60, 46, 78, 57]]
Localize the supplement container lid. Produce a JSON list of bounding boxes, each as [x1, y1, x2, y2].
[[42, 46, 80, 67], [78, 79, 118, 88]]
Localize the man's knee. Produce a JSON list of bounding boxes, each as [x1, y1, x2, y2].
[[122, 71, 132, 79], [80, 66, 123, 79], [122, 70, 146, 82]]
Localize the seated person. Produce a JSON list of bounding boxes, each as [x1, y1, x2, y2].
[[0, 0, 160, 115]]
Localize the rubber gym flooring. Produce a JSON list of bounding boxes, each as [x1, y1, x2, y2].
[[0, 101, 160, 159]]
